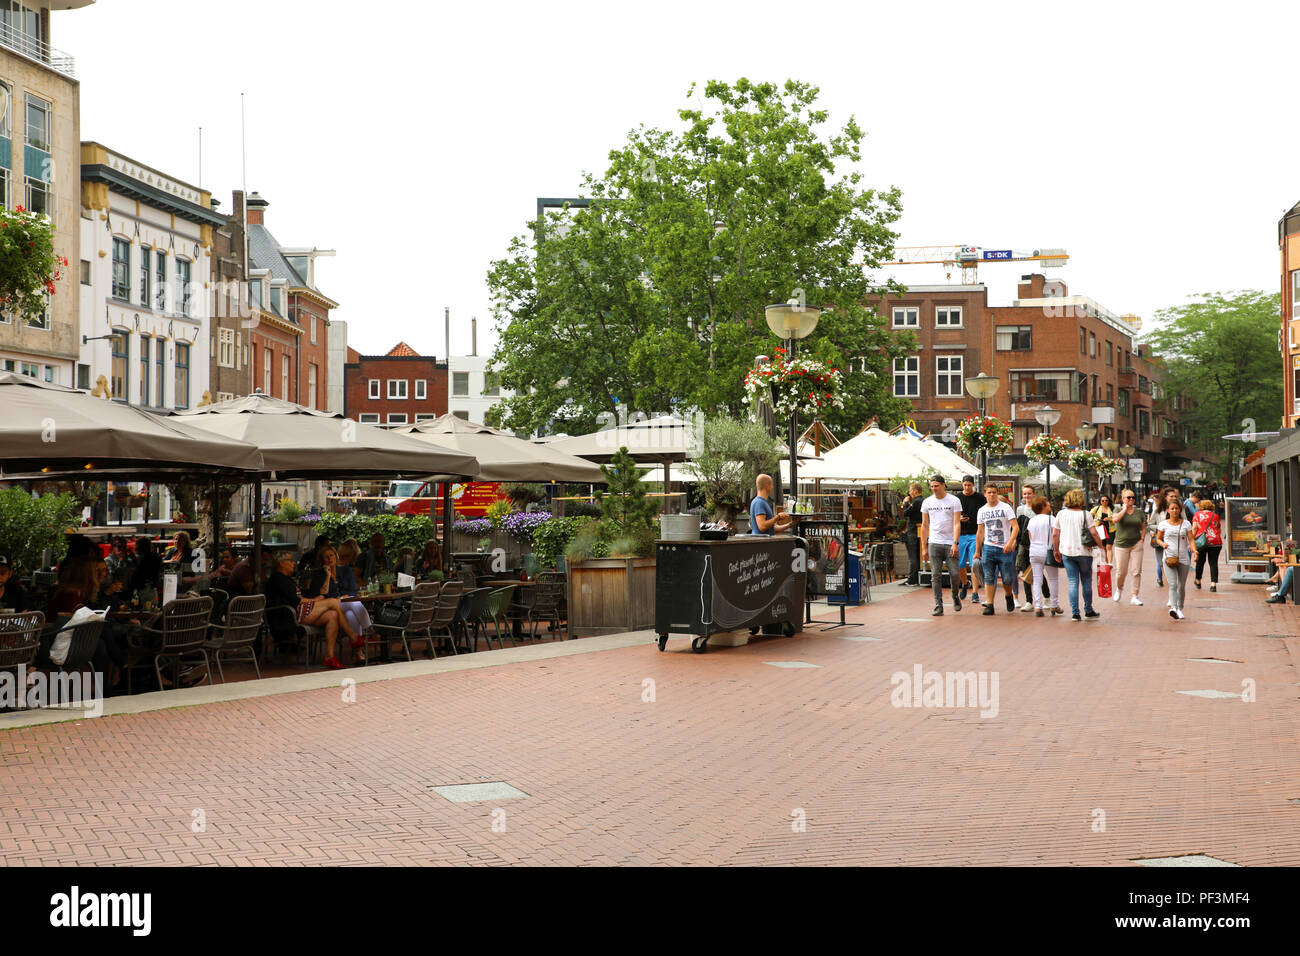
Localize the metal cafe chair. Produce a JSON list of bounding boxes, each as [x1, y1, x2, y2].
[[367, 582, 441, 663], [0, 611, 44, 688], [203, 594, 265, 682], [130, 596, 214, 692]]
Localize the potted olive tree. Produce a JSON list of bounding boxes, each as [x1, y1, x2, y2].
[[692, 417, 783, 530]]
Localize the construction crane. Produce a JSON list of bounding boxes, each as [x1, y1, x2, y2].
[[881, 245, 1068, 284]]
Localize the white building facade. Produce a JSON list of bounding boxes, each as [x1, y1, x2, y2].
[[78, 142, 223, 410], [447, 353, 511, 425]]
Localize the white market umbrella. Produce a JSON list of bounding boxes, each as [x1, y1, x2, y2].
[[1033, 464, 1080, 486]]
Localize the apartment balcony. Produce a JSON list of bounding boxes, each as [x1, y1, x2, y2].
[[0, 24, 77, 79], [1117, 366, 1136, 387]]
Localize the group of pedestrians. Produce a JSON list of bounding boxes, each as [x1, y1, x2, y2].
[[908, 476, 1223, 623]]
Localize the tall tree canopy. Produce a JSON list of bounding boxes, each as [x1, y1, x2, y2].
[[1143, 290, 1282, 469], [485, 78, 915, 436]]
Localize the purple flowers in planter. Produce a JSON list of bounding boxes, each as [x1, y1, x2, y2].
[[503, 510, 553, 544], [452, 518, 492, 536]]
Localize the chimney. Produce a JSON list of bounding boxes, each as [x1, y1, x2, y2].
[[1017, 273, 1046, 299], [444, 306, 450, 362], [471, 316, 477, 356], [231, 190, 245, 221], [246, 191, 268, 226]]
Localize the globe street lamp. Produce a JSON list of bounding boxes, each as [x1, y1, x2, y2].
[[1034, 405, 1062, 503], [1100, 437, 1119, 499], [1076, 422, 1098, 507], [964, 372, 1001, 488], [765, 301, 821, 510]]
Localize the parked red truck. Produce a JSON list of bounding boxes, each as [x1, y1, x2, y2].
[[389, 480, 509, 518]]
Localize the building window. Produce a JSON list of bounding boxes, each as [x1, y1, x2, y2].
[[935, 354, 963, 397], [359, 413, 380, 424], [935, 306, 962, 328], [111, 331, 128, 402], [1088, 332, 1096, 358], [1138, 409, 1150, 437], [1106, 383, 1114, 404], [452, 410, 470, 421], [307, 363, 317, 410], [893, 356, 919, 397], [139, 248, 151, 308], [310, 316, 318, 346], [1010, 370, 1080, 403], [414, 379, 427, 400], [218, 328, 235, 367], [1292, 270, 1300, 319], [1105, 341, 1113, 366], [368, 379, 380, 400], [176, 259, 192, 315], [483, 372, 500, 397], [415, 413, 437, 422], [250, 278, 263, 310], [156, 341, 164, 408], [80, 260, 91, 285], [270, 286, 282, 315], [263, 348, 271, 394], [76, 363, 89, 390], [1138, 374, 1149, 394], [452, 372, 469, 396], [892, 307, 918, 328], [112, 239, 130, 300], [387, 379, 408, 400], [24, 175, 48, 219], [995, 326, 1032, 351], [139, 336, 150, 405], [155, 253, 166, 311], [281, 354, 289, 399], [0, 81, 9, 140], [386, 413, 408, 425], [175, 344, 190, 409], [0, 167, 8, 211], [217, 391, 234, 403], [25, 93, 49, 152]]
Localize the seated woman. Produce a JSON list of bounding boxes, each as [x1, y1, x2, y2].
[[395, 546, 416, 577], [264, 551, 357, 669], [163, 531, 194, 565], [337, 539, 363, 592], [307, 546, 371, 660], [418, 540, 445, 582]]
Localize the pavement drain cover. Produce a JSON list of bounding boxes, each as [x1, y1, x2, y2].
[[431, 782, 529, 803], [896, 618, 933, 622], [1184, 658, 1240, 664], [835, 635, 884, 642], [1176, 690, 1242, 699], [1134, 854, 1240, 867], [1202, 621, 1239, 627], [1191, 636, 1237, 641], [764, 661, 821, 668]]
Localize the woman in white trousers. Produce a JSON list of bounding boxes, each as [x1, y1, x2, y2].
[[1026, 496, 1062, 617]]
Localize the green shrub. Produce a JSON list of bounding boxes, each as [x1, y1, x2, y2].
[[0, 488, 81, 572], [274, 499, 303, 522], [313, 513, 439, 555], [533, 515, 584, 569], [593, 447, 660, 557]]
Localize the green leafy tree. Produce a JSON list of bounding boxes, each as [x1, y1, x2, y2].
[[1144, 291, 1282, 475], [0, 488, 81, 572], [485, 78, 915, 436]]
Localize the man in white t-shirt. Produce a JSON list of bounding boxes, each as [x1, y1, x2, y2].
[[920, 476, 963, 616], [976, 482, 1020, 615]]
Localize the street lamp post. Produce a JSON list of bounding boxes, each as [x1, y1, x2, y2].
[[1034, 405, 1062, 504], [964, 372, 1002, 490], [1076, 422, 1098, 507], [765, 302, 821, 511], [1100, 437, 1119, 500], [1120, 443, 1136, 496]]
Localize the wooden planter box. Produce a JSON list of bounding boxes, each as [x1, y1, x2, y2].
[[450, 530, 527, 567], [567, 557, 656, 637]]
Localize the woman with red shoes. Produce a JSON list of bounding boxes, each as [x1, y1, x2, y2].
[[265, 552, 358, 669], [307, 546, 371, 662]]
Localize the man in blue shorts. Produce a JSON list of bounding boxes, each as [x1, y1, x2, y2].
[[955, 475, 986, 602], [976, 482, 1019, 614]]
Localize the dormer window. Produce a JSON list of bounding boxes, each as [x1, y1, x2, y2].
[[270, 286, 282, 314]]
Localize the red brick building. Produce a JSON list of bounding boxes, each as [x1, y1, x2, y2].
[[344, 342, 448, 426], [877, 274, 1196, 485]]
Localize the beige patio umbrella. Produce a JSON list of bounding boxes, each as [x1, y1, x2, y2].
[[394, 414, 605, 483], [546, 414, 694, 490], [0, 372, 264, 478]]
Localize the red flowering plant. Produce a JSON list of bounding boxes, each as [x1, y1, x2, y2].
[[743, 348, 844, 419], [1067, 448, 1109, 474], [1024, 433, 1072, 464], [955, 415, 1014, 456], [0, 204, 64, 324]]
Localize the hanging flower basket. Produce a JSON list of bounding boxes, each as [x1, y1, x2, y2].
[[743, 348, 843, 419], [0, 205, 65, 322], [955, 415, 1014, 457], [1099, 456, 1129, 477], [1024, 433, 1072, 464], [1067, 449, 1108, 473]]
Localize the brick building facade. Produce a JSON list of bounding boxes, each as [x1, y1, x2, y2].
[[343, 342, 448, 426], [878, 274, 1195, 485], [1278, 201, 1300, 430]]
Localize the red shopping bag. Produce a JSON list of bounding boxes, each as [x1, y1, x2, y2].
[[1096, 563, 1113, 599]]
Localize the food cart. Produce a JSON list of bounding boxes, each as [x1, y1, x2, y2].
[[654, 535, 807, 652]]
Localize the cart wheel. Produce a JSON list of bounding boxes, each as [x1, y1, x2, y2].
[[692, 637, 708, 654], [782, 621, 796, 637], [657, 634, 668, 652]]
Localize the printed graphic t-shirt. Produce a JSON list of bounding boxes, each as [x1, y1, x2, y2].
[[922, 494, 963, 546], [977, 502, 1017, 552]]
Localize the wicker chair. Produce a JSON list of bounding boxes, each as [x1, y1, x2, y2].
[[421, 581, 463, 659], [0, 611, 44, 686], [203, 594, 265, 682], [367, 582, 441, 662], [130, 596, 214, 691]]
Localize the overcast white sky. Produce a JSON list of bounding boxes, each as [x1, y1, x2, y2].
[[59, 0, 1297, 357]]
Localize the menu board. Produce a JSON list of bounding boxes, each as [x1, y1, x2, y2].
[[1224, 497, 1268, 563], [797, 519, 849, 597]]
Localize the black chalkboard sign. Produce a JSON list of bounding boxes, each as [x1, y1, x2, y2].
[[796, 519, 849, 598]]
